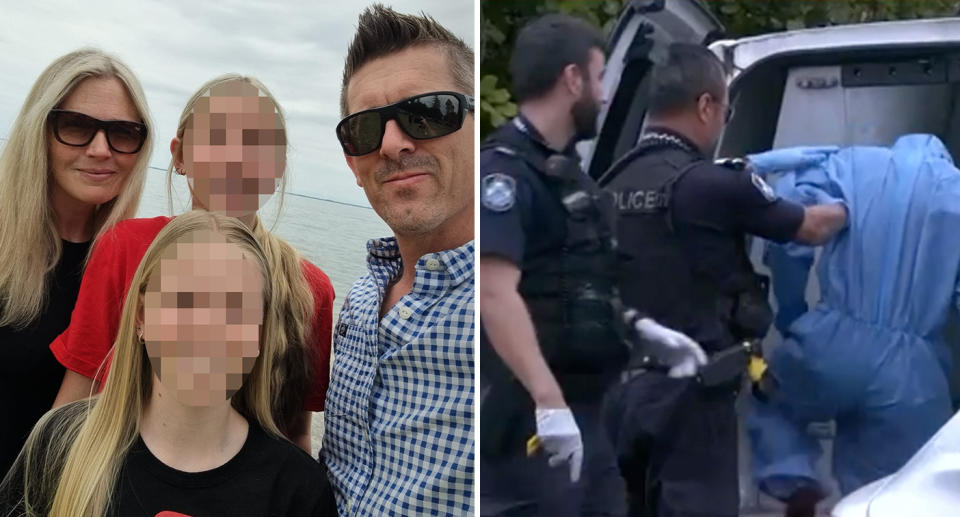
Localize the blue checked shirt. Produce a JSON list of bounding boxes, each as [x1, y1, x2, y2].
[[322, 237, 474, 516]]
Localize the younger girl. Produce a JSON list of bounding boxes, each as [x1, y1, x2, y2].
[[0, 210, 335, 516]]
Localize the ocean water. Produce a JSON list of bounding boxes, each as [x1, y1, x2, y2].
[[136, 167, 391, 319], [136, 167, 392, 453]]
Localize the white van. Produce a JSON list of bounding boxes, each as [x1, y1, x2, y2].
[[580, 1, 960, 514]]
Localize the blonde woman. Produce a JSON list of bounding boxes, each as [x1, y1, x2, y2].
[[48, 75, 333, 451], [0, 48, 153, 478], [0, 210, 336, 516]]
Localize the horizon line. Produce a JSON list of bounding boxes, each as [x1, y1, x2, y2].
[[145, 165, 372, 210]]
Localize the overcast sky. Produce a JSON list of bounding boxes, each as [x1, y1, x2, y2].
[[0, 0, 474, 207]]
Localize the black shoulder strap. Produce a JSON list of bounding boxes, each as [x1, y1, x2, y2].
[[598, 144, 653, 187], [481, 140, 548, 177], [665, 160, 702, 196]]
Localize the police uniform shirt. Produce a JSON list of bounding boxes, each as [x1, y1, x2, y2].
[[663, 129, 804, 244], [480, 116, 575, 266], [479, 115, 611, 389], [611, 127, 805, 260], [668, 128, 803, 299], [605, 127, 805, 351]]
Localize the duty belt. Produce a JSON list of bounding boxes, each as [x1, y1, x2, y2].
[[621, 340, 763, 388]]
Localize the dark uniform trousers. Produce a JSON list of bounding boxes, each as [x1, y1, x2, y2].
[[603, 372, 740, 517]]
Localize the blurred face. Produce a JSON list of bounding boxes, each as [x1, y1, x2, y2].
[[141, 233, 264, 407], [571, 48, 605, 141], [177, 90, 286, 218], [48, 77, 142, 210], [344, 45, 474, 236]]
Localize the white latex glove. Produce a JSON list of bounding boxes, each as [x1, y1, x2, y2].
[[535, 408, 584, 483], [634, 317, 708, 378]]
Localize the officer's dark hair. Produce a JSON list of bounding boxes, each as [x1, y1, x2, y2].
[[340, 3, 474, 117], [509, 14, 605, 103], [647, 43, 726, 118]]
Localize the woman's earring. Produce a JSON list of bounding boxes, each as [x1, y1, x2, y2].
[[137, 327, 145, 344]]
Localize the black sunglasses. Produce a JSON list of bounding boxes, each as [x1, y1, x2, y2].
[[48, 109, 148, 154], [336, 91, 475, 156]]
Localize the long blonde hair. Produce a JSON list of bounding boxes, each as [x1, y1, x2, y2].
[[167, 75, 314, 435], [4, 211, 283, 516], [0, 48, 154, 329]]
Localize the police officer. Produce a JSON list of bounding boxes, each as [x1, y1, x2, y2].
[[600, 43, 849, 516], [479, 15, 708, 516]]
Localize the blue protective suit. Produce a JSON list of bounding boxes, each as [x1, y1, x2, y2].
[[747, 134, 960, 500]]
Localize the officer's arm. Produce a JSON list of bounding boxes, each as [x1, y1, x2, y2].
[[479, 255, 567, 409], [686, 166, 847, 246], [793, 203, 848, 246]]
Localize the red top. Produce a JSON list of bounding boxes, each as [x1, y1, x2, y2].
[[49, 216, 334, 411]]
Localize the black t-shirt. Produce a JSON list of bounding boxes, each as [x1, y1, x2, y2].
[[0, 239, 89, 479], [0, 404, 334, 517], [111, 423, 336, 517]]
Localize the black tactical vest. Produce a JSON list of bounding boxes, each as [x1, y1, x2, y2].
[[481, 127, 628, 378], [602, 139, 771, 354]]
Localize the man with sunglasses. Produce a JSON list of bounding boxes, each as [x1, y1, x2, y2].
[[599, 43, 848, 516], [321, 5, 474, 516], [479, 15, 710, 516]]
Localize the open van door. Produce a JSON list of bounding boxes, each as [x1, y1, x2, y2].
[[584, 0, 724, 181]]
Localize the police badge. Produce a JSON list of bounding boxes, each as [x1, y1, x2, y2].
[[750, 173, 777, 202], [482, 173, 516, 212]]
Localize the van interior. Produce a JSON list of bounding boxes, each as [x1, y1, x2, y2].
[[719, 46, 960, 159]]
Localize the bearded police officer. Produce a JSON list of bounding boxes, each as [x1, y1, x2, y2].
[[479, 15, 709, 516], [599, 43, 849, 516]]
